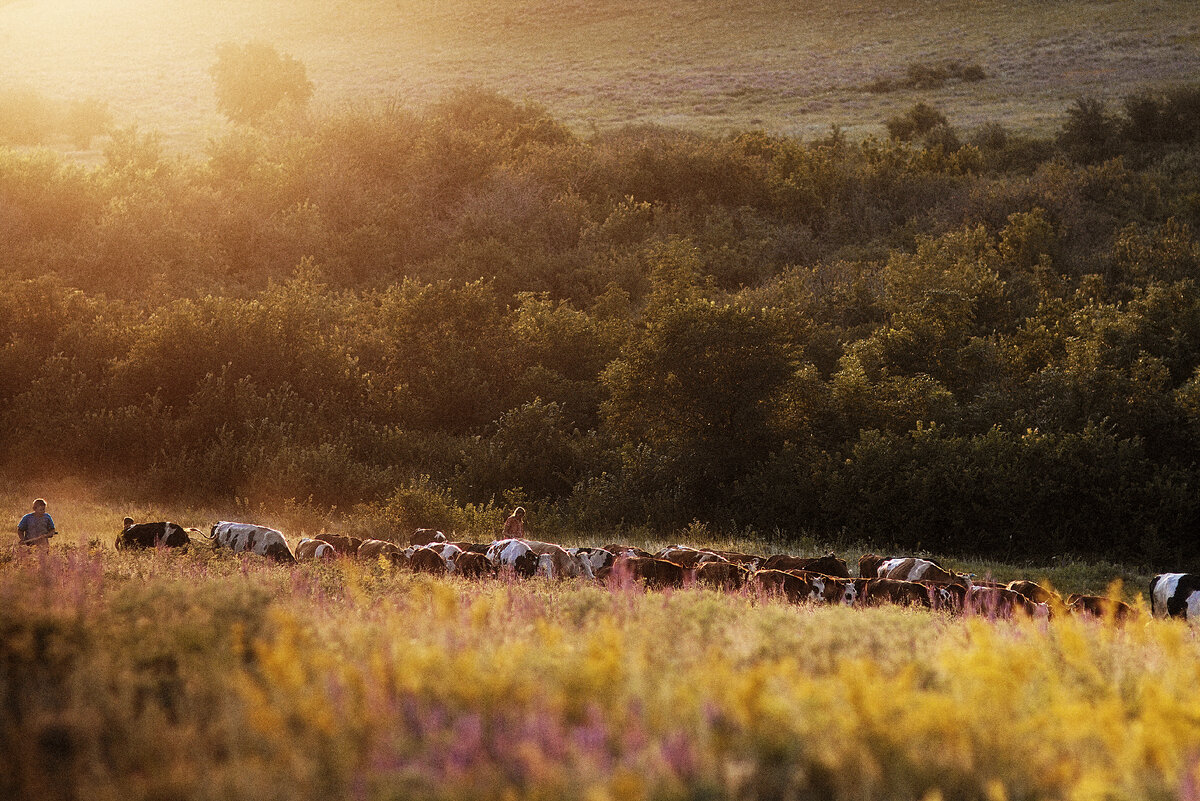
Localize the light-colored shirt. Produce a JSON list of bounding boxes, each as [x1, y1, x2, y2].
[[17, 512, 55, 543]]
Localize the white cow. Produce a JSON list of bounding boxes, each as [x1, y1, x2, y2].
[[485, 538, 539, 577], [1151, 573, 1200, 619], [210, 521, 295, 562]]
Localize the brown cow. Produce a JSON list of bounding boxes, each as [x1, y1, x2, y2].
[[854, 578, 932, 608], [760, 553, 850, 578], [453, 551, 496, 579], [611, 556, 686, 589], [920, 581, 968, 612], [692, 561, 751, 591], [654, 546, 728, 569], [296, 538, 336, 559], [410, 529, 447, 546], [859, 553, 887, 578], [602, 544, 653, 559], [967, 586, 1039, 618], [1007, 580, 1062, 607], [751, 569, 820, 603], [1065, 594, 1134, 622], [315, 534, 362, 556], [408, 545, 450, 574], [358, 539, 403, 561], [704, 549, 763, 568]]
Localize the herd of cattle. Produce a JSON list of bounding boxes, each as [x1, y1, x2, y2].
[[113, 520, 1200, 622]]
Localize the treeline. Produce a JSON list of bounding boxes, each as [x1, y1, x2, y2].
[[4, 87, 1200, 565]]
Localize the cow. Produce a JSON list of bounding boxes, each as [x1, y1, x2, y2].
[[854, 578, 932, 608], [296, 538, 336, 559], [751, 569, 852, 604], [966, 586, 1038, 618], [569, 547, 616, 575], [453, 551, 496, 579], [210, 521, 295, 563], [1150, 573, 1200, 620], [602, 544, 653, 559], [486, 539, 540, 578], [523, 541, 594, 579], [426, 542, 464, 571], [610, 556, 686, 589], [410, 529, 447, 546], [358, 539, 403, 562], [695, 549, 762, 569], [115, 521, 192, 550], [654, 546, 728, 569], [920, 581, 968, 612], [1006, 580, 1062, 607], [1066, 594, 1134, 622], [408, 545, 450, 574], [449, 541, 491, 554], [314, 534, 362, 555], [876, 557, 972, 587], [858, 553, 887, 578], [691, 561, 750, 591], [760, 553, 849, 578], [817, 575, 859, 606]]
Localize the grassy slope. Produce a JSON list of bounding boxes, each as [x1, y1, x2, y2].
[[0, 0, 1197, 153]]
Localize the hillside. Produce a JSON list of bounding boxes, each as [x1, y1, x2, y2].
[[1, 0, 1198, 152]]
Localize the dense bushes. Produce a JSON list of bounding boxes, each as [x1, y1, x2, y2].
[[3, 87, 1200, 564]]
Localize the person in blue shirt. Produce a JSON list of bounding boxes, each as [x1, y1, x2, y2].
[[17, 498, 57, 546]]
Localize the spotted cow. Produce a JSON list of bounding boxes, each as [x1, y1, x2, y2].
[[210, 521, 295, 562], [486, 539, 540, 578], [1150, 574, 1200, 620], [116, 521, 192, 550]]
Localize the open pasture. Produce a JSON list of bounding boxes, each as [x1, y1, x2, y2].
[[0, 0, 1197, 152], [2, 541, 1199, 801]]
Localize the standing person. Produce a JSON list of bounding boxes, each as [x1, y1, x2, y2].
[[17, 499, 58, 546], [503, 507, 526, 540]]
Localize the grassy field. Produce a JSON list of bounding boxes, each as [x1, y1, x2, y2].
[[1, 540, 1195, 801], [0, 0, 1197, 154], [0, 482, 1156, 602]]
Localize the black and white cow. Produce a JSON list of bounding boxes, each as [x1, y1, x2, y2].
[[210, 521, 295, 563], [1150, 573, 1200, 620], [116, 521, 192, 550]]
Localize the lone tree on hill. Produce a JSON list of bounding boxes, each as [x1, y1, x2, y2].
[[210, 42, 313, 124]]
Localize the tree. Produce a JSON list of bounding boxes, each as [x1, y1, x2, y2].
[[209, 42, 313, 124], [1056, 97, 1121, 164], [601, 295, 794, 515]]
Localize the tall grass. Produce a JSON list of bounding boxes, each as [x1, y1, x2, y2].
[[2, 544, 1198, 800]]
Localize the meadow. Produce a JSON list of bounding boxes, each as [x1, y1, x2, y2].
[[4, 2, 1200, 794], [2, 538, 1196, 801], [1, 0, 1198, 153]]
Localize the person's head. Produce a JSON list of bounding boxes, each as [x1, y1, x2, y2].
[[513, 507, 525, 518], [32, 499, 46, 513]]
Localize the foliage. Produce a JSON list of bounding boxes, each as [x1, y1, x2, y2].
[[209, 42, 313, 124], [2, 87, 1200, 561]]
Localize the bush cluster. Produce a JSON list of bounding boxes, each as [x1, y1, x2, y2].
[[3, 87, 1200, 564]]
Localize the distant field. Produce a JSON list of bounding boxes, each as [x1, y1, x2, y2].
[[0, 0, 1197, 153]]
